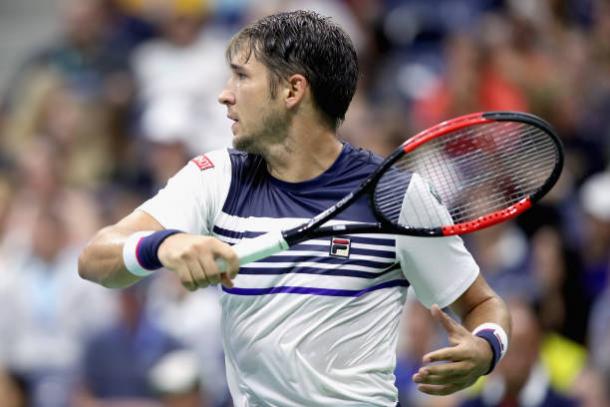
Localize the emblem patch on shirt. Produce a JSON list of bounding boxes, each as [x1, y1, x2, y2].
[[191, 155, 214, 171], [329, 237, 351, 258]]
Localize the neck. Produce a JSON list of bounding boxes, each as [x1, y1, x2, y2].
[[263, 121, 343, 183]]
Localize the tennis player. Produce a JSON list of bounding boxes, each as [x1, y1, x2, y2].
[[79, 10, 511, 406]]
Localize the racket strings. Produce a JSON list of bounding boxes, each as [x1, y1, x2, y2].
[[374, 122, 559, 227]]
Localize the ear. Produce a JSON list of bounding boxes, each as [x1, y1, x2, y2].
[[284, 74, 308, 109]]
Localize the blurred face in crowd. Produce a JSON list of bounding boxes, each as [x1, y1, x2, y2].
[[218, 48, 290, 155], [162, 13, 203, 46], [32, 210, 67, 263], [61, 0, 108, 47]]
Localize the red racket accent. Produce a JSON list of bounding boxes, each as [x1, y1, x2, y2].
[[441, 197, 532, 236], [402, 113, 492, 153]]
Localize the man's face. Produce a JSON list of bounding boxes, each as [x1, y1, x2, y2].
[[218, 48, 290, 154]]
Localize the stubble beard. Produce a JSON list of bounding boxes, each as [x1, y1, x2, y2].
[[233, 106, 291, 156]]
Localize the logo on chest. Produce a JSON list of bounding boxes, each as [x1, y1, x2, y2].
[[329, 237, 351, 258]]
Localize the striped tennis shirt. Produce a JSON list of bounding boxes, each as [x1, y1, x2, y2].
[[139, 143, 479, 406]]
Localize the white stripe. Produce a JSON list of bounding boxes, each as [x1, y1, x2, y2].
[[232, 269, 406, 290], [215, 212, 306, 231], [270, 250, 394, 263]]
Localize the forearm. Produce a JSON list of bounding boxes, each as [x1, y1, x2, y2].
[[459, 295, 511, 335], [78, 225, 142, 288]]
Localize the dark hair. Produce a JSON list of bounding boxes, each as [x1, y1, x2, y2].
[[226, 10, 359, 129]]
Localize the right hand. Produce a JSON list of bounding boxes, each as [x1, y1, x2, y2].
[[158, 233, 239, 291]]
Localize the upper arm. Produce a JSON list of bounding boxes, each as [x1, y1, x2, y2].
[[396, 173, 480, 309], [138, 149, 232, 234]]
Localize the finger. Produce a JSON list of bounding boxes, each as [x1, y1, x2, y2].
[[430, 305, 464, 337], [417, 383, 461, 396], [213, 243, 240, 279], [422, 346, 462, 364], [413, 365, 469, 385], [201, 256, 221, 286], [175, 265, 197, 292], [220, 273, 234, 288], [421, 360, 471, 378], [185, 257, 210, 289]]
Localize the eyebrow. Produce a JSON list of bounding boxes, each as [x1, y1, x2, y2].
[[230, 63, 247, 73]]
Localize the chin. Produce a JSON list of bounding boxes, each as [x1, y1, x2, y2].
[[233, 136, 255, 153]]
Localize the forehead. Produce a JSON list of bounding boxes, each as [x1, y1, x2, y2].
[[229, 46, 267, 73]]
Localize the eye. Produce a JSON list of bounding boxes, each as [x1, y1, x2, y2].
[[236, 72, 247, 80]]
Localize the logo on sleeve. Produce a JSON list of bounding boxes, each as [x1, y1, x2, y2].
[[329, 237, 351, 258], [191, 155, 215, 171]]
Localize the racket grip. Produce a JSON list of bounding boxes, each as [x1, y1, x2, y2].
[[216, 230, 289, 272]]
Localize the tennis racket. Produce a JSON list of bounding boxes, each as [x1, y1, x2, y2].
[[221, 111, 563, 268]]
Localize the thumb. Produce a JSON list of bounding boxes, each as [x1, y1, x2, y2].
[[430, 304, 464, 337]]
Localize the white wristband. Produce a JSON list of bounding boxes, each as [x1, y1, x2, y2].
[[122, 231, 156, 277]]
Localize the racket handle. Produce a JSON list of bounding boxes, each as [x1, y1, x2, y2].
[[216, 230, 289, 272]]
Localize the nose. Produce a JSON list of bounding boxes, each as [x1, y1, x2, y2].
[[218, 88, 235, 106]]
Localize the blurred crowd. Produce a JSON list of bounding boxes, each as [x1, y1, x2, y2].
[[0, 0, 609, 406]]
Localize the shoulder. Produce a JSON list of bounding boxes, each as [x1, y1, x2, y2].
[[342, 142, 385, 166], [224, 149, 267, 179], [188, 149, 232, 173], [336, 142, 385, 179]]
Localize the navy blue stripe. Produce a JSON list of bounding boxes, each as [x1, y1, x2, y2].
[[347, 236, 395, 246], [222, 279, 409, 297], [212, 226, 268, 240], [258, 255, 393, 269]]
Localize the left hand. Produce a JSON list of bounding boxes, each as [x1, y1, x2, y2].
[[412, 304, 493, 395]]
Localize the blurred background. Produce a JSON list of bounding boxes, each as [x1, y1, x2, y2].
[[0, 0, 609, 406]]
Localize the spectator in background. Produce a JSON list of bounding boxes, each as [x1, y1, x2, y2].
[[2, 73, 118, 188], [2, 0, 132, 106], [76, 283, 184, 405], [582, 172, 610, 374], [460, 298, 577, 407], [578, 171, 610, 302], [139, 98, 198, 190], [0, 205, 116, 407], [147, 273, 230, 407], [131, 0, 233, 156], [149, 349, 210, 407]]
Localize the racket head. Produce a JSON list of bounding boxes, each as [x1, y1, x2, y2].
[[370, 111, 564, 236]]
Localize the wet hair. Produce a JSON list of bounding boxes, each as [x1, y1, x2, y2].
[[226, 10, 359, 129]]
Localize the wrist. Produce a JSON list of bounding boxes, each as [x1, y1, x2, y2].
[[472, 323, 509, 375], [122, 229, 183, 277]]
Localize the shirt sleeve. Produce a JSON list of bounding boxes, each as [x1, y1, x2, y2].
[[138, 149, 232, 235], [396, 173, 479, 309]]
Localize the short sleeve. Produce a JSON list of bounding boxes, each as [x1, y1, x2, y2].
[[138, 149, 232, 235], [396, 173, 479, 308]]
